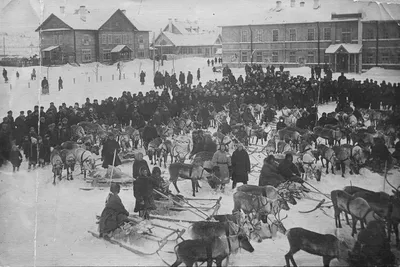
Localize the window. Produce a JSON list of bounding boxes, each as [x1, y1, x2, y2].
[[308, 28, 315, 41], [256, 30, 263, 42], [324, 55, 330, 63], [366, 29, 374, 39], [181, 47, 187, 54], [241, 51, 248, 62], [272, 51, 278, 62], [307, 51, 314, 63], [102, 34, 107, 44], [123, 34, 128, 44], [342, 28, 351, 43], [82, 49, 91, 62], [58, 35, 63, 45], [83, 34, 90, 45], [256, 51, 262, 62], [323, 28, 331, 40], [382, 29, 389, 39], [129, 35, 133, 44], [138, 50, 145, 58], [188, 47, 193, 54], [197, 48, 202, 54], [289, 51, 296, 63], [108, 34, 112, 44], [289, 29, 296, 41], [381, 52, 389, 63], [102, 49, 111, 61], [272, 30, 279, 42], [241, 30, 248, 42], [364, 52, 374, 64], [138, 35, 144, 49], [54, 35, 58, 45], [114, 34, 122, 44]]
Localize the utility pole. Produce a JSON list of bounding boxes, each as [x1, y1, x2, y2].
[[3, 36, 5, 56], [160, 28, 163, 66], [317, 22, 320, 64], [249, 25, 253, 64], [152, 32, 155, 77]]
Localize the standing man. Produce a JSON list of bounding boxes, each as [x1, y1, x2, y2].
[[187, 71, 193, 87], [231, 141, 250, 189], [2, 68, 8, 82], [140, 71, 146, 85], [211, 144, 232, 192], [197, 68, 201, 81], [58, 77, 63, 91], [41, 77, 49, 94]]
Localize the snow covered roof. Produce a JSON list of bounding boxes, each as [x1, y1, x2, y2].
[[325, 44, 362, 54], [37, 8, 149, 32], [164, 19, 201, 34], [220, 0, 400, 26], [161, 32, 221, 47], [42, 45, 60, 52], [110, 45, 132, 53]]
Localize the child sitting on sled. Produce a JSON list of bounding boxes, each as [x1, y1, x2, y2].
[[150, 167, 171, 200], [99, 183, 129, 238]]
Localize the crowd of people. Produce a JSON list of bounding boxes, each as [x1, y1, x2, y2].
[[1, 62, 400, 170]]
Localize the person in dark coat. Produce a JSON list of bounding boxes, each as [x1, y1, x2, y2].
[[14, 111, 28, 146], [371, 138, 391, 172], [231, 142, 250, 189], [276, 117, 287, 131], [133, 167, 156, 219], [187, 71, 193, 86], [179, 71, 185, 85], [140, 71, 146, 85], [41, 77, 49, 94], [99, 183, 129, 238], [197, 68, 201, 81], [142, 122, 158, 150], [101, 134, 122, 169], [132, 152, 150, 179], [58, 77, 63, 91], [318, 112, 329, 127], [259, 155, 286, 187], [296, 113, 309, 129], [9, 144, 23, 172], [278, 153, 304, 184]]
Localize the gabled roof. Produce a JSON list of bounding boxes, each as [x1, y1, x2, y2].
[[36, 9, 149, 32], [325, 44, 362, 54], [220, 0, 400, 26], [42, 45, 60, 52], [163, 19, 200, 34], [111, 45, 133, 53], [159, 32, 221, 47]]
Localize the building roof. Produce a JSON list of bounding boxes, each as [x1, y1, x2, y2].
[[111, 45, 132, 53], [163, 19, 201, 34], [161, 32, 221, 47], [42, 45, 60, 52], [220, 0, 400, 26], [325, 44, 362, 54], [36, 8, 149, 32]]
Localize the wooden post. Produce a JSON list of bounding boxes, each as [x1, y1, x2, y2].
[[123, 73, 125, 79], [28, 82, 30, 88], [73, 78, 75, 84], [88, 77, 90, 82], [100, 76, 102, 81], [10, 84, 12, 90], [112, 74, 114, 80]]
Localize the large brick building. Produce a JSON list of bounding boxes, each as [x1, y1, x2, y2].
[[220, 0, 400, 72], [36, 7, 149, 65], [153, 19, 222, 58]]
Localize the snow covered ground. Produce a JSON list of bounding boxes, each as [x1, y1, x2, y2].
[[1, 58, 400, 266]]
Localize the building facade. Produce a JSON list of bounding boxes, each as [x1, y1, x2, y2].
[[153, 19, 222, 58], [36, 7, 149, 65], [220, 0, 400, 72]]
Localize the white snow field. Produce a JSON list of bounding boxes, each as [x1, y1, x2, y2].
[[1, 58, 400, 266]]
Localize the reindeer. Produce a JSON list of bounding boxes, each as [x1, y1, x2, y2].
[[284, 227, 350, 267], [316, 144, 337, 175]]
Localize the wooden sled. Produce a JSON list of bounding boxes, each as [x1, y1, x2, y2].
[[91, 215, 185, 256]]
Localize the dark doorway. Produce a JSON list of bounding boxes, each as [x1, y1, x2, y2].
[[336, 53, 348, 72]]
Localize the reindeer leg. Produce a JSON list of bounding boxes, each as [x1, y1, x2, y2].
[[172, 181, 180, 194], [351, 215, 358, 237], [322, 256, 334, 267], [53, 173, 56, 185], [191, 178, 196, 197], [345, 212, 350, 226], [341, 162, 345, 178], [326, 162, 329, 175], [286, 249, 299, 267]]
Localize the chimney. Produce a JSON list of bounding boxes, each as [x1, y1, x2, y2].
[[168, 18, 173, 33], [300, 1, 305, 7], [121, 9, 126, 15], [60, 6, 65, 14], [313, 0, 320, 9], [79, 6, 86, 21], [290, 0, 295, 7], [276, 0, 282, 11]]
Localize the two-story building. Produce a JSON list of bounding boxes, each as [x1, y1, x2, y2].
[[220, 0, 400, 72], [153, 19, 222, 58], [36, 7, 149, 65]]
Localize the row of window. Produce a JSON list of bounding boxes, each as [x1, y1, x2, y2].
[[101, 49, 146, 61], [240, 28, 353, 43], [364, 28, 400, 40], [180, 47, 218, 55], [363, 52, 400, 64], [239, 50, 317, 63], [101, 34, 144, 45]]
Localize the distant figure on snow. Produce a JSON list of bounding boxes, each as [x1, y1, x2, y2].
[[16, 71, 20, 79], [140, 71, 146, 85], [41, 77, 49, 94], [2, 68, 8, 82], [31, 68, 36, 80], [58, 77, 63, 91], [197, 68, 200, 81]]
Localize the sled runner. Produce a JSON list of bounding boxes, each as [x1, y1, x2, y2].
[[90, 215, 185, 256]]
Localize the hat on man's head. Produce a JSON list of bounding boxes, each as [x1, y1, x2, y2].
[[20, 111, 24, 115]]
